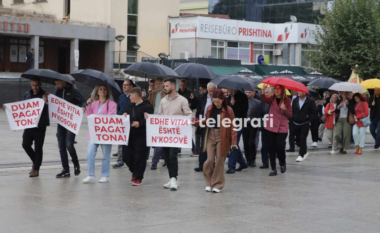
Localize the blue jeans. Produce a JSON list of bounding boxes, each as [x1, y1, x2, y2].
[[370, 119, 380, 148], [228, 128, 247, 169], [152, 147, 164, 166], [87, 140, 112, 177], [353, 125, 367, 148]]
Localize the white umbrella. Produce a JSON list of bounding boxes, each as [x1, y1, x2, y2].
[[329, 82, 365, 92]]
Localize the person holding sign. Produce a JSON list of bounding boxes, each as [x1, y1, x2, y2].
[[122, 87, 154, 186], [3, 78, 49, 177], [158, 78, 193, 191], [193, 90, 238, 193], [53, 80, 86, 178], [83, 84, 117, 183]]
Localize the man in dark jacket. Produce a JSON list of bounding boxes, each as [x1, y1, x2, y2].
[[8, 79, 49, 177], [26, 48, 34, 70], [193, 82, 216, 172], [291, 92, 317, 162], [53, 80, 86, 178], [123, 87, 154, 185], [113, 79, 132, 167], [178, 79, 198, 110], [260, 87, 272, 169], [369, 87, 380, 150], [226, 89, 249, 174]]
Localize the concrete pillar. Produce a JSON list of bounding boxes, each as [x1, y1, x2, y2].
[[290, 44, 295, 65], [282, 43, 289, 65], [295, 44, 302, 66], [70, 39, 79, 73], [105, 41, 115, 75], [30, 36, 39, 69]]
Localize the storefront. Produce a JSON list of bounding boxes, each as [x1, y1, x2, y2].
[[0, 17, 115, 73], [169, 16, 318, 67]]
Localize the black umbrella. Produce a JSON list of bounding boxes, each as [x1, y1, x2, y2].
[[307, 77, 340, 89], [304, 72, 333, 81], [234, 73, 264, 83], [22, 69, 72, 85], [307, 87, 321, 99], [71, 69, 122, 97], [174, 63, 216, 80], [211, 75, 256, 92], [124, 62, 179, 79]]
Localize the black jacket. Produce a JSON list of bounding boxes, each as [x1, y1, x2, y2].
[[195, 91, 208, 119], [125, 100, 154, 139], [178, 88, 198, 110], [228, 91, 248, 120], [334, 98, 354, 123], [55, 84, 86, 108], [23, 89, 49, 128], [369, 95, 380, 120], [292, 96, 317, 124]]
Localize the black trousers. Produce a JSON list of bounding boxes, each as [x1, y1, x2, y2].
[[267, 131, 288, 170], [310, 120, 320, 142], [162, 147, 178, 179], [261, 129, 270, 166], [290, 123, 309, 157], [22, 127, 47, 171], [288, 121, 300, 150], [242, 125, 258, 163], [122, 137, 147, 180], [198, 128, 207, 167], [57, 125, 79, 172]]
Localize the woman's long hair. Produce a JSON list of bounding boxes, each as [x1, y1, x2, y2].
[[330, 94, 340, 103], [353, 93, 366, 102], [91, 84, 113, 101], [210, 89, 229, 118], [271, 85, 290, 104]]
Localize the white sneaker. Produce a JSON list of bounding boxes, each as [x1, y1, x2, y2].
[[212, 188, 221, 193], [205, 186, 211, 192], [99, 177, 109, 183], [82, 176, 96, 183], [303, 153, 309, 160], [163, 181, 171, 189], [170, 178, 178, 191], [330, 150, 337, 154], [311, 142, 317, 147], [296, 156, 303, 162]]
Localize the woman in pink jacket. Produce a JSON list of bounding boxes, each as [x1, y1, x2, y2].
[[261, 84, 293, 176], [83, 84, 117, 184], [352, 93, 369, 155]]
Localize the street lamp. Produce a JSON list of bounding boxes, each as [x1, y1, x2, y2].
[[115, 35, 125, 75], [158, 52, 167, 64], [132, 44, 141, 63]]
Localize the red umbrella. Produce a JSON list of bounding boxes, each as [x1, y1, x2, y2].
[[262, 77, 309, 93]]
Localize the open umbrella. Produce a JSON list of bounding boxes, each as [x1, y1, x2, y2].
[[360, 79, 380, 89], [329, 82, 365, 92], [124, 62, 179, 79], [307, 87, 321, 99], [71, 69, 121, 95], [307, 77, 340, 89], [263, 74, 310, 84], [174, 63, 216, 80], [211, 75, 256, 92], [22, 69, 72, 85], [258, 83, 291, 95], [303, 72, 332, 81], [262, 77, 309, 93], [234, 73, 264, 83]]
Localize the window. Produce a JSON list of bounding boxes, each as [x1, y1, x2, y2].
[[14, 0, 24, 3], [301, 44, 317, 67], [211, 40, 225, 59], [127, 0, 138, 63], [253, 44, 274, 64], [227, 41, 250, 63], [128, 0, 138, 14]]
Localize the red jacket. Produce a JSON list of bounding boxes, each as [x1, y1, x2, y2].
[[354, 101, 369, 127], [324, 103, 338, 129], [261, 95, 292, 133]]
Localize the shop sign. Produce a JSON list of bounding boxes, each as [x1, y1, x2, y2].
[[0, 21, 30, 33]]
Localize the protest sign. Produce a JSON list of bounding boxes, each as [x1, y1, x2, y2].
[[48, 94, 83, 135], [4, 99, 45, 130], [146, 115, 192, 148], [88, 115, 130, 145]]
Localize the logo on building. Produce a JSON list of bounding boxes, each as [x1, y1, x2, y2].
[[171, 23, 196, 34], [0, 21, 30, 33], [300, 28, 309, 38]]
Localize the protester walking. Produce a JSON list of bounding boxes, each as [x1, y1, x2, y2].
[[324, 94, 340, 154], [352, 93, 370, 155], [112, 79, 132, 168], [158, 78, 193, 191], [243, 90, 261, 167], [261, 84, 292, 176], [193, 89, 237, 193], [3, 78, 49, 177], [83, 84, 116, 183], [259, 87, 271, 169], [369, 87, 380, 151], [333, 92, 352, 154], [26, 48, 34, 70], [318, 91, 331, 141], [122, 87, 154, 186], [148, 77, 167, 170], [310, 96, 323, 148], [53, 79, 86, 178], [226, 89, 248, 174], [194, 82, 216, 172]]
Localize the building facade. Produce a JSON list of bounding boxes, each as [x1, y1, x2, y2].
[[169, 16, 318, 67], [0, 0, 180, 74], [209, 0, 330, 24], [180, 0, 209, 14]]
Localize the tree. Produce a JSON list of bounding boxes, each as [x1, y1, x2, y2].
[[307, 0, 380, 80]]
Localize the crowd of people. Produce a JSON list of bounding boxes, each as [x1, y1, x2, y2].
[[5, 76, 380, 193]]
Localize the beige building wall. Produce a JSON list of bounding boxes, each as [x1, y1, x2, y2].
[[110, 0, 128, 64], [70, 0, 111, 27], [137, 0, 180, 62], [180, 1, 209, 14]]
